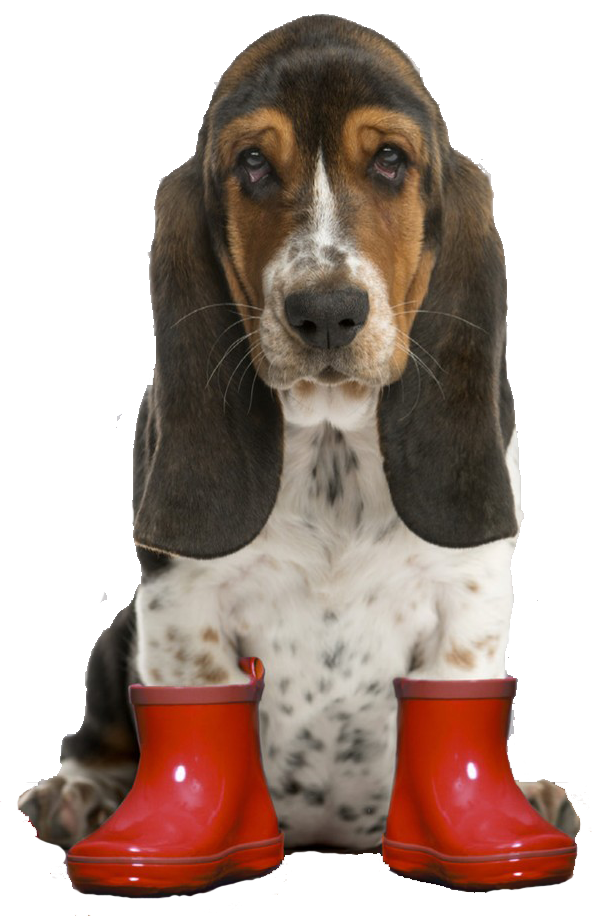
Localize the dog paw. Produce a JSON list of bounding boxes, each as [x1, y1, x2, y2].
[[517, 779, 580, 838], [18, 763, 133, 850]]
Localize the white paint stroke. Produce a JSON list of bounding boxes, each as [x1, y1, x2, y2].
[[507, 172, 558, 426], [529, 662, 551, 779], [76, 496, 132, 636], [0, 671, 74, 866], [509, 611, 527, 652], [128, 153, 165, 273]]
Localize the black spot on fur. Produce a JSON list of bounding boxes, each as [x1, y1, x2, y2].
[[335, 727, 367, 763], [333, 710, 351, 722], [337, 805, 359, 822], [297, 728, 325, 751], [323, 641, 345, 669], [366, 817, 387, 834], [148, 598, 162, 611], [323, 609, 338, 624], [327, 456, 343, 505], [366, 681, 382, 695], [303, 787, 325, 805], [279, 677, 291, 694], [283, 777, 301, 795], [348, 451, 360, 475], [280, 703, 294, 716], [286, 751, 307, 769], [304, 691, 314, 703]]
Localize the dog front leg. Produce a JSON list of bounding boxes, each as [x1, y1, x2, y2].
[[136, 556, 251, 686]]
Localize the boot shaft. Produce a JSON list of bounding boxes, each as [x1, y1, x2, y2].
[[128, 657, 266, 794], [394, 677, 517, 785]]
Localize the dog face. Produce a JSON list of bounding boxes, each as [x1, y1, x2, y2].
[[207, 25, 444, 395]]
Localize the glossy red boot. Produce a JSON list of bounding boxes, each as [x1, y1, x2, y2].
[[382, 677, 577, 891], [67, 658, 283, 896]]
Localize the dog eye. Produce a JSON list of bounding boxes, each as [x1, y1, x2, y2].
[[240, 148, 271, 183], [372, 145, 407, 182]]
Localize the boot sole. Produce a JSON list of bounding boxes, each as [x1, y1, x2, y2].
[[382, 837, 577, 891], [67, 834, 284, 896]]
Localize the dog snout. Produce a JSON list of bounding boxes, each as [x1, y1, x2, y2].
[[284, 287, 370, 349]]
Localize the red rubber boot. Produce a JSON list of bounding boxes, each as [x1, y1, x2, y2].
[[67, 658, 283, 896], [382, 677, 577, 890]]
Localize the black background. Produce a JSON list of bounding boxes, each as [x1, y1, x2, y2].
[[0, 15, 591, 848]]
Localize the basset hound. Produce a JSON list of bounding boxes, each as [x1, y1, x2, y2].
[[19, 13, 579, 853]]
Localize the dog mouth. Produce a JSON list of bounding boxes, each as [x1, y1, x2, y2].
[[316, 366, 349, 385], [261, 354, 380, 390]]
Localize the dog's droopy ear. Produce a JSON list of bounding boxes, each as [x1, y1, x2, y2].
[[377, 153, 517, 549], [133, 155, 283, 560]]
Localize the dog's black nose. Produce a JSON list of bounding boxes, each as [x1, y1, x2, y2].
[[284, 287, 369, 349]]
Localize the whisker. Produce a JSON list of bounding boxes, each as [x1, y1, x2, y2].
[[223, 344, 258, 413], [206, 315, 254, 374], [396, 308, 488, 334], [397, 344, 423, 421], [405, 330, 446, 374], [169, 301, 262, 330], [410, 349, 444, 398], [248, 349, 267, 415], [237, 341, 265, 397], [205, 330, 258, 391]]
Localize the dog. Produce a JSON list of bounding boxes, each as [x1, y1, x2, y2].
[[19, 13, 579, 853]]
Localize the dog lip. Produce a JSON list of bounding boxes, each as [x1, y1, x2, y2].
[[317, 366, 349, 384]]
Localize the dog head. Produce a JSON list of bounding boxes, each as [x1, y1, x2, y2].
[[133, 14, 517, 559]]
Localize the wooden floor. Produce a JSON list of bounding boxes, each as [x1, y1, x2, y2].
[[37, 875, 591, 916]]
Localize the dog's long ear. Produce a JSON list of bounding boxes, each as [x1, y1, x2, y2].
[[377, 152, 517, 549], [133, 140, 283, 560]]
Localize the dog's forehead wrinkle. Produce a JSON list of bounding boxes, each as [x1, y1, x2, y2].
[[213, 30, 434, 151]]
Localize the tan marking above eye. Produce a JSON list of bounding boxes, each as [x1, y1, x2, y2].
[[341, 106, 427, 173], [217, 107, 296, 176]]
